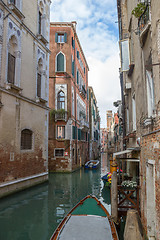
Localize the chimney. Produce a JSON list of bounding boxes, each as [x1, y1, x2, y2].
[[71, 21, 77, 30]]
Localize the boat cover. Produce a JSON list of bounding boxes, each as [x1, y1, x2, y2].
[[58, 215, 113, 240]]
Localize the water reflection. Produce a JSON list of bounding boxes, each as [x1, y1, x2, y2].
[[0, 153, 110, 240]]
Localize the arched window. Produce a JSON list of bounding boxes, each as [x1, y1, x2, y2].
[[21, 129, 33, 150], [57, 91, 65, 109], [37, 58, 43, 97], [7, 35, 18, 84], [56, 52, 65, 72]]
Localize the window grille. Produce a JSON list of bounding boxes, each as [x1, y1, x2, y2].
[[55, 149, 64, 156], [21, 129, 32, 150]]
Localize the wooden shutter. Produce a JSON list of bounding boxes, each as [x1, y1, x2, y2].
[[64, 33, 67, 43], [57, 53, 64, 72], [72, 60, 75, 76], [7, 53, 15, 84], [77, 50, 79, 59], [37, 73, 41, 97], [77, 70, 79, 84], [55, 32, 58, 43]]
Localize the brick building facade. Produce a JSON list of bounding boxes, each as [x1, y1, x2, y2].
[[0, 0, 51, 198], [49, 22, 89, 172]]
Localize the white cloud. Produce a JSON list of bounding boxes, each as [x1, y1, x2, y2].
[[50, 0, 121, 128]]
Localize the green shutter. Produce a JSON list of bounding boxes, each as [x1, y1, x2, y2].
[[55, 32, 58, 43], [78, 129, 81, 140], [72, 60, 75, 76], [57, 53, 64, 72], [87, 88, 89, 100], [72, 126, 75, 139], [64, 33, 67, 43], [77, 50, 79, 59], [72, 37, 75, 49], [77, 70, 79, 84]]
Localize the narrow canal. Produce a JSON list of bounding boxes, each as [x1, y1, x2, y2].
[[0, 154, 111, 240]]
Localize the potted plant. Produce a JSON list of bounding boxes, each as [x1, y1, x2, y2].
[[121, 180, 137, 189], [132, 3, 146, 19]]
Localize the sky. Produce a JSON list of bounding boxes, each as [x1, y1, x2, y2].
[[50, 0, 121, 128]]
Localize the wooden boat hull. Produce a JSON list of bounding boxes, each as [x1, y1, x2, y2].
[[84, 160, 100, 169], [50, 195, 119, 240]]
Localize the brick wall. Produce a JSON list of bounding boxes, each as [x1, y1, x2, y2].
[[141, 131, 160, 239]]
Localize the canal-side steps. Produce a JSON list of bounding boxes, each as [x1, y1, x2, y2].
[[50, 195, 119, 240]]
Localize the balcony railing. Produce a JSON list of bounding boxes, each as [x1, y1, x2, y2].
[[55, 111, 67, 122], [80, 118, 89, 129], [138, 4, 150, 32]]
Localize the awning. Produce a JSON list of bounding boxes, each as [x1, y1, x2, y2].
[[113, 149, 132, 157], [117, 158, 140, 162]]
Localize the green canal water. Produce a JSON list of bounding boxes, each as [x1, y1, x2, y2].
[[0, 154, 111, 240]]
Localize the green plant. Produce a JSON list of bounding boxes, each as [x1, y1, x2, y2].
[[121, 180, 137, 189], [50, 108, 66, 120], [132, 3, 146, 18], [50, 109, 56, 119]]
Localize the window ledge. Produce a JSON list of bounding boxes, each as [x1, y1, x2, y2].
[[36, 97, 47, 104], [5, 83, 22, 94], [37, 34, 48, 45], [8, 3, 25, 20], [57, 139, 65, 141], [20, 149, 34, 153]]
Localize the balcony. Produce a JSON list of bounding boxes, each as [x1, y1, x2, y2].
[[138, 5, 151, 46], [55, 111, 67, 122], [80, 118, 89, 130]]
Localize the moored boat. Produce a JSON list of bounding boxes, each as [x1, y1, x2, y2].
[[50, 195, 119, 240], [84, 160, 100, 169]]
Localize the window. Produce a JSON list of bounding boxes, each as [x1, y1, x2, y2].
[[146, 70, 155, 117], [72, 57, 75, 77], [7, 53, 15, 84], [55, 149, 64, 157], [21, 129, 32, 150], [55, 33, 67, 43], [72, 89, 74, 116], [77, 70, 79, 84], [38, 11, 42, 34], [37, 58, 43, 98], [132, 95, 136, 131], [56, 52, 65, 72], [72, 37, 75, 48], [57, 91, 65, 109], [57, 126, 65, 139], [37, 73, 41, 97]]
